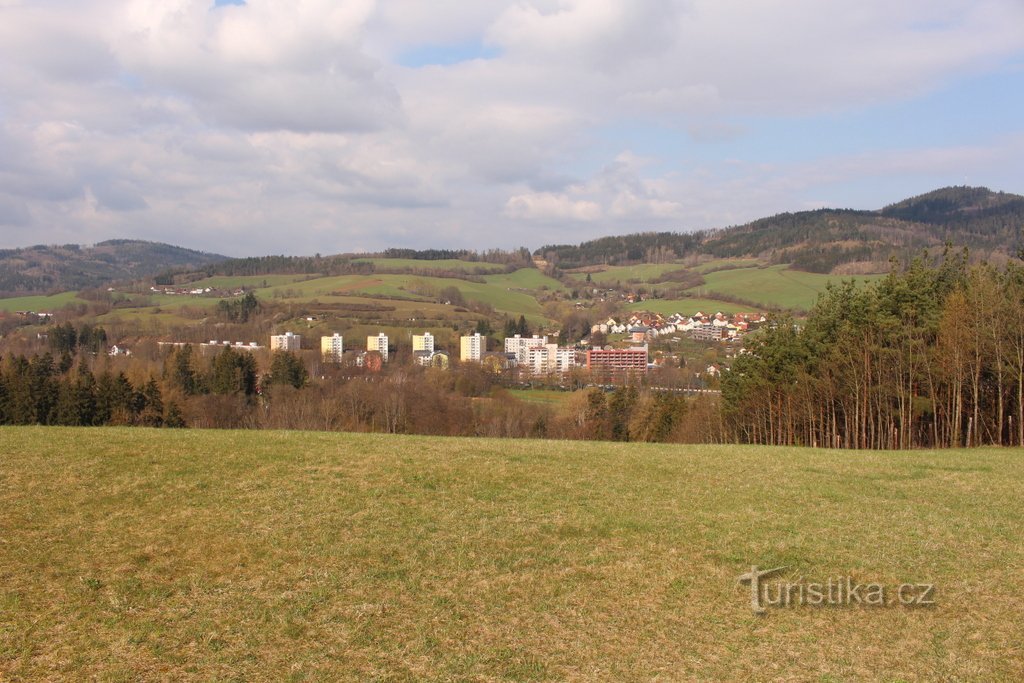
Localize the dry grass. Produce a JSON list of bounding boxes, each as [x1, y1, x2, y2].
[[0, 427, 1021, 681]]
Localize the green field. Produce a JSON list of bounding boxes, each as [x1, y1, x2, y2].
[[351, 258, 507, 273], [0, 291, 83, 313], [566, 263, 688, 287], [689, 258, 762, 274], [1, 427, 1020, 680], [627, 297, 751, 316], [687, 265, 887, 311]]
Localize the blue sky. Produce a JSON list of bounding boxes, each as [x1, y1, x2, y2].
[[0, 0, 1021, 255]]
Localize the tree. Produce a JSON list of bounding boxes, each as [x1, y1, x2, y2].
[[139, 378, 164, 427], [164, 401, 187, 428], [165, 345, 200, 395], [210, 347, 258, 396], [268, 351, 308, 389]]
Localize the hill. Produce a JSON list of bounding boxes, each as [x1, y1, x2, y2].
[[0, 427, 1021, 680], [0, 240, 228, 295], [536, 186, 1024, 272]]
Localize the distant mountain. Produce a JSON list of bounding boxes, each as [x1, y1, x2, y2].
[[0, 240, 228, 295], [535, 186, 1024, 273]]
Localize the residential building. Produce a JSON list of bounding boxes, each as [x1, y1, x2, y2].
[[270, 331, 301, 351], [367, 332, 389, 362], [586, 346, 648, 380], [321, 333, 344, 363], [460, 332, 484, 362], [199, 340, 264, 354], [690, 325, 723, 342], [412, 332, 434, 354], [504, 334, 547, 364]]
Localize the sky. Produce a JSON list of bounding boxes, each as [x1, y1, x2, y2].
[[0, 0, 1022, 257]]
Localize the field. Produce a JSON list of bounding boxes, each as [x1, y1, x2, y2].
[[351, 258, 508, 273], [1, 427, 1021, 681], [626, 297, 750, 316], [565, 263, 688, 287], [688, 265, 887, 311], [0, 291, 83, 313]]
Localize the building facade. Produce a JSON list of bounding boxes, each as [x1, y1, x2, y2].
[[321, 333, 344, 362], [270, 331, 301, 351], [460, 332, 484, 362], [367, 333, 389, 362], [412, 332, 434, 354], [586, 346, 648, 381], [504, 334, 548, 364]]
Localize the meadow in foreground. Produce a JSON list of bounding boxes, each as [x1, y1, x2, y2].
[[0, 427, 1021, 681]]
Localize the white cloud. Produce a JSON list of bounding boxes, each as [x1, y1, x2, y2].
[[0, 0, 1021, 254]]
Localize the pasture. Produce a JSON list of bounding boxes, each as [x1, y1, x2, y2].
[[0, 427, 1019, 680]]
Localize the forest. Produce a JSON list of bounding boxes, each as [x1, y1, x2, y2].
[[722, 251, 1024, 448]]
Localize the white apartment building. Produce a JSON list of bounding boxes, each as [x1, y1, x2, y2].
[[504, 334, 548, 364], [523, 343, 576, 375], [321, 333, 344, 362], [460, 332, 484, 362], [270, 331, 301, 351], [367, 332, 389, 362]]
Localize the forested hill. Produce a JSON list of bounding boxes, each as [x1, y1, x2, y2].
[[0, 240, 227, 295], [535, 186, 1024, 272]]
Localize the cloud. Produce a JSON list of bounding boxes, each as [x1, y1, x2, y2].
[[0, 0, 1021, 254]]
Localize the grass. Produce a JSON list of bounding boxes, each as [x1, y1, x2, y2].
[[0, 291, 82, 313], [566, 263, 688, 287], [688, 265, 887, 311], [504, 388, 573, 405], [627, 297, 754, 316], [1, 427, 1021, 680], [351, 258, 507, 273]]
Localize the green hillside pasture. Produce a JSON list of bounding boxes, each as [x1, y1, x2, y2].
[[627, 297, 752, 316], [352, 258, 507, 273], [178, 274, 318, 290], [566, 262, 688, 287], [347, 274, 549, 320], [689, 264, 887, 311], [484, 268, 567, 293], [0, 291, 83, 313], [0, 427, 1020, 681], [690, 257, 761, 273]]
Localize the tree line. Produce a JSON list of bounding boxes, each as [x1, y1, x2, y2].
[[722, 253, 1024, 448]]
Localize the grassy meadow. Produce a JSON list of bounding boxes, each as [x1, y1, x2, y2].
[[688, 265, 887, 311], [0, 291, 83, 313], [0, 427, 1021, 681]]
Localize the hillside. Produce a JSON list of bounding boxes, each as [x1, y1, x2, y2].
[[0, 427, 1021, 680], [536, 186, 1024, 272], [0, 240, 228, 295]]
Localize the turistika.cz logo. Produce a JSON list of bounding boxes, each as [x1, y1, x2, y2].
[[737, 566, 935, 614]]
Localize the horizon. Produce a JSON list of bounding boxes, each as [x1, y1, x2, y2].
[[0, 1, 1022, 256], [3, 183, 1015, 259]]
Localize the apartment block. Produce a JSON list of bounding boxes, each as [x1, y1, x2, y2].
[[504, 334, 548, 364], [411, 332, 434, 354], [320, 333, 344, 362], [586, 346, 648, 380], [460, 332, 484, 362], [270, 331, 301, 351], [367, 332, 389, 362]]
